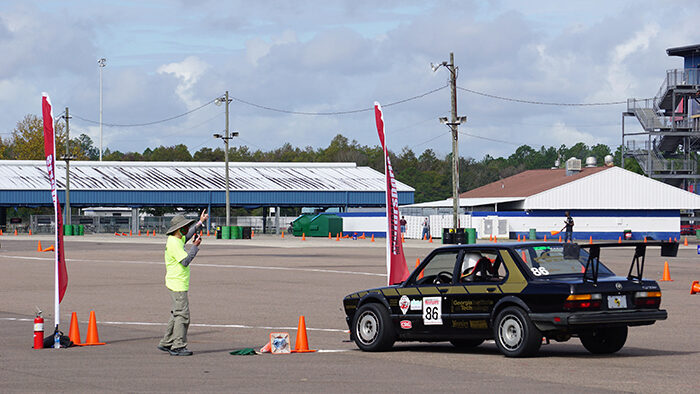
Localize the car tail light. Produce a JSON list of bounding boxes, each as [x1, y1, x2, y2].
[[563, 294, 602, 310], [634, 291, 661, 308]]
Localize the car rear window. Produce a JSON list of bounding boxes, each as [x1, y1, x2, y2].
[[515, 245, 614, 277]]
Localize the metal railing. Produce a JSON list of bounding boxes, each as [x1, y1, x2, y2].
[[655, 68, 700, 108], [627, 98, 691, 130], [625, 140, 695, 174], [28, 215, 297, 234]]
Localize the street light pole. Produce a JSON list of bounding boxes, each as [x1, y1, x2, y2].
[[432, 52, 466, 232], [64, 107, 72, 226], [98, 58, 106, 161]]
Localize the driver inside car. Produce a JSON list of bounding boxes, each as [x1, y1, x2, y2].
[[461, 253, 494, 282]]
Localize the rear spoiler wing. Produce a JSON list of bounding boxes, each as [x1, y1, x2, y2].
[[564, 241, 679, 284]]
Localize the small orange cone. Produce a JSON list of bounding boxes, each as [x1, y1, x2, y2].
[[260, 340, 271, 353], [81, 311, 105, 346], [115, 232, 120, 236], [644, 236, 647, 243], [121, 232, 128, 236], [302, 233, 306, 241], [517, 234, 520, 241], [684, 237, 688, 246], [336, 233, 340, 241], [14, 229, 18, 236], [152, 230, 156, 237], [291, 316, 315, 353], [42, 245, 55, 252], [489, 234, 493, 241], [558, 235, 562, 242], [138, 230, 141, 236], [129, 230, 132, 237], [0, 229, 3, 235], [206, 229, 210, 237], [251, 229, 254, 238], [618, 236, 622, 244], [28, 229, 32, 236], [281, 232, 284, 239], [328, 232, 331, 239], [543, 235, 547, 242], [494, 236, 497, 243], [68, 312, 82, 345], [429, 235, 433, 243], [37, 241, 42, 252], [402, 234, 405, 243], [360, 233, 366, 239], [661, 261, 672, 281], [589, 236, 593, 244], [668, 237, 672, 242], [371, 234, 375, 242], [691, 281, 700, 295]]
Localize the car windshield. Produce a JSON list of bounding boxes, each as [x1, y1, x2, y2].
[[515, 245, 614, 277]]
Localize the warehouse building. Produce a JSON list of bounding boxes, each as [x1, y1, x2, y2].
[[401, 159, 700, 241], [0, 160, 414, 234]]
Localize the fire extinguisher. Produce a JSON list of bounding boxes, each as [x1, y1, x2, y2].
[[33, 308, 44, 349]]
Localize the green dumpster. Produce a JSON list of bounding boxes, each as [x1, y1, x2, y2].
[[528, 228, 537, 240], [78, 225, 84, 235], [308, 214, 343, 237], [696, 229, 700, 240], [292, 215, 312, 237], [466, 228, 477, 244], [63, 224, 73, 236], [222, 226, 231, 239], [232, 226, 242, 239]]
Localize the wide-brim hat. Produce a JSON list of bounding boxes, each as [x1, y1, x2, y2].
[[166, 215, 196, 235]]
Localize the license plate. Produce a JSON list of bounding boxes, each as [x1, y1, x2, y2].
[[607, 295, 627, 309]]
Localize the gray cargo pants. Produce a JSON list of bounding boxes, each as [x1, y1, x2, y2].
[[159, 290, 190, 350]]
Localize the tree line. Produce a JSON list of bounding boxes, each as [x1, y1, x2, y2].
[[1, 114, 643, 203]]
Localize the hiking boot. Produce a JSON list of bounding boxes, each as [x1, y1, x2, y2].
[[157, 345, 171, 353], [169, 347, 193, 356]]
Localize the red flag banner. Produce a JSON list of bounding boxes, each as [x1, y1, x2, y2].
[[374, 102, 409, 285], [41, 93, 67, 304]]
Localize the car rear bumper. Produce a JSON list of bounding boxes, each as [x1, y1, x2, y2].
[[529, 309, 667, 331]]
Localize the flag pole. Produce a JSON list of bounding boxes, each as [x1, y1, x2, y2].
[[383, 123, 391, 286]]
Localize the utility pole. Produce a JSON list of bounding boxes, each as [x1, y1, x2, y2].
[[98, 58, 106, 161], [63, 107, 73, 226], [433, 52, 467, 231], [224, 90, 230, 227]]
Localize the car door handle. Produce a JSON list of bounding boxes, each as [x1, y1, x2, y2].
[[438, 288, 449, 293], [486, 287, 496, 293]]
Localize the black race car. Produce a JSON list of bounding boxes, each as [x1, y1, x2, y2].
[[343, 241, 678, 357]]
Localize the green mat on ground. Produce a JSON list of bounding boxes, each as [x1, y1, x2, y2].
[[229, 348, 258, 355]]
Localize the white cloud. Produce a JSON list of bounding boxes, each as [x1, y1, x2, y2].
[[547, 122, 599, 147], [157, 56, 209, 109]]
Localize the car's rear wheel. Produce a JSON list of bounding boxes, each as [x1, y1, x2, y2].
[[352, 303, 395, 352], [494, 306, 542, 357], [579, 326, 628, 354], [450, 338, 484, 350]]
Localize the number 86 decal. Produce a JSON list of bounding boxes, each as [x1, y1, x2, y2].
[[530, 266, 549, 276]]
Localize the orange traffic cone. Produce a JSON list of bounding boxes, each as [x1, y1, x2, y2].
[[589, 236, 593, 244], [517, 234, 520, 241], [251, 229, 254, 238], [152, 230, 156, 237], [0, 229, 3, 235], [281, 232, 284, 239], [68, 312, 82, 345], [360, 233, 366, 239], [42, 245, 55, 252], [291, 316, 315, 353], [618, 236, 622, 244], [644, 236, 647, 243], [661, 261, 673, 282], [429, 235, 433, 243], [371, 234, 375, 242], [121, 232, 128, 236], [129, 230, 132, 237], [558, 235, 562, 242], [14, 229, 18, 236], [259, 340, 271, 353], [28, 229, 32, 236], [543, 235, 547, 242], [684, 237, 688, 246], [81, 311, 105, 346], [328, 232, 332, 239], [302, 233, 306, 241], [138, 230, 141, 236], [402, 234, 405, 243], [494, 236, 497, 243], [668, 237, 672, 242], [691, 281, 700, 295], [489, 234, 493, 241], [37, 241, 42, 252], [336, 233, 340, 241], [206, 229, 210, 237]]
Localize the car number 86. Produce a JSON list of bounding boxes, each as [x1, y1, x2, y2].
[[530, 267, 549, 276]]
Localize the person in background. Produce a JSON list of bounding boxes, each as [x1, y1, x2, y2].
[[421, 217, 430, 240], [400, 216, 407, 235], [562, 211, 574, 243], [158, 209, 208, 356]]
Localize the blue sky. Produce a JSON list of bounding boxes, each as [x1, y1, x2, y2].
[[1, 1, 698, 159]]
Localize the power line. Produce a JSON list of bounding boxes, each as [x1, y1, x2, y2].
[[72, 99, 216, 127], [228, 85, 448, 115], [458, 130, 523, 146], [457, 86, 629, 106]]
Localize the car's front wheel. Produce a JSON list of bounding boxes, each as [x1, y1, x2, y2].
[[579, 326, 628, 354], [493, 306, 542, 357], [351, 303, 395, 351]]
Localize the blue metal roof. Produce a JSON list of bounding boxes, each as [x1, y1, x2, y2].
[[0, 161, 414, 208]]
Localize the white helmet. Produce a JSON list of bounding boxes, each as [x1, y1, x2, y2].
[[462, 253, 483, 273]]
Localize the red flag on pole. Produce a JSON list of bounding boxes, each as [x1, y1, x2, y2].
[[374, 102, 409, 285], [41, 93, 67, 315]]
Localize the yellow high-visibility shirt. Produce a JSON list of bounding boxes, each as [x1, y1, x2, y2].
[[164, 235, 190, 291]]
